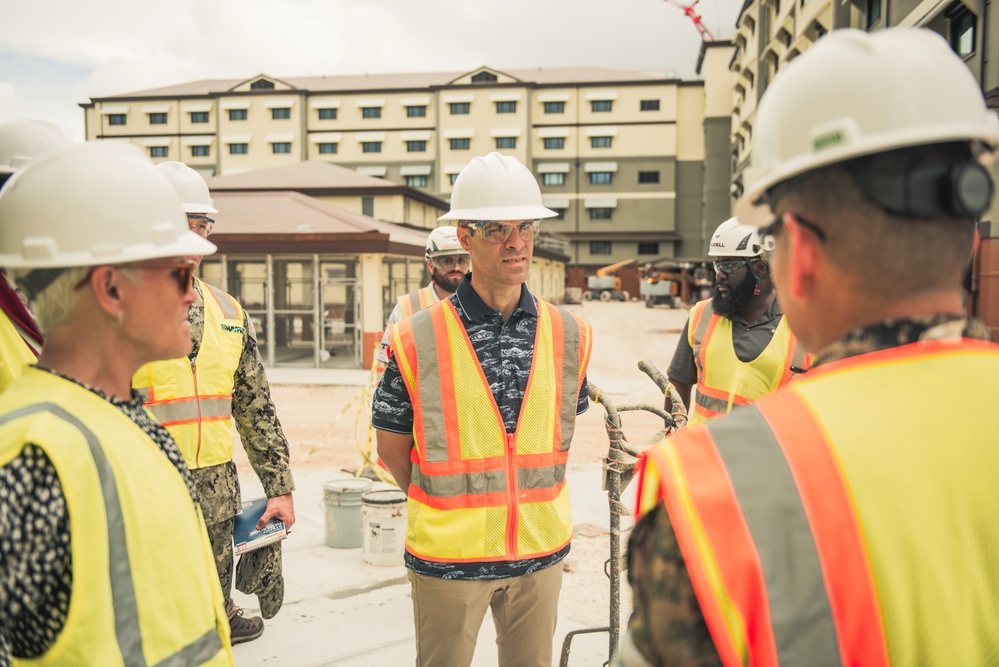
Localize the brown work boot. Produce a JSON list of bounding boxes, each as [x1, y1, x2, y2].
[[226, 598, 264, 645]]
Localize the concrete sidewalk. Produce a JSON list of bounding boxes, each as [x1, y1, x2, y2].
[[231, 468, 637, 666]]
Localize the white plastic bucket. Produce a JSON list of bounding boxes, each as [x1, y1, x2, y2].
[[322, 478, 372, 548], [361, 489, 407, 566]]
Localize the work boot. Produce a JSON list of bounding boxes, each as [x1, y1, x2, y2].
[[226, 598, 264, 645]]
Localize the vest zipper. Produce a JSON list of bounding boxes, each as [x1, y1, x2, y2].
[[505, 432, 519, 559], [191, 358, 203, 466]]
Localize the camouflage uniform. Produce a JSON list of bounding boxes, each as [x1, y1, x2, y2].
[[187, 281, 294, 604], [616, 315, 992, 667]]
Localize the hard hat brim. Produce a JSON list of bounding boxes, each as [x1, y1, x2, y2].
[[0, 228, 216, 269], [438, 204, 557, 222]]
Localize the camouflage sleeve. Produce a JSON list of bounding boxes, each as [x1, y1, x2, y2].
[[231, 311, 294, 499], [620, 504, 721, 667]]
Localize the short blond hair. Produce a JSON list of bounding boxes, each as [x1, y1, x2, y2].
[[9, 267, 89, 334]]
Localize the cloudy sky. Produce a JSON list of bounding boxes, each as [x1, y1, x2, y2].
[[0, 0, 741, 141]]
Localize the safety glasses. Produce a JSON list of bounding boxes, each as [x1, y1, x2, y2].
[[712, 259, 752, 275], [431, 254, 470, 270], [188, 215, 215, 238], [465, 220, 540, 244], [758, 214, 827, 257]]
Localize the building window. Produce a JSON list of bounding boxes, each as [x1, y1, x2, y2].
[[317, 108, 337, 120], [638, 171, 660, 184], [361, 196, 374, 216], [405, 175, 428, 188], [250, 79, 274, 90], [148, 113, 167, 125], [544, 102, 565, 114], [271, 108, 291, 120], [589, 208, 613, 220], [471, 71, 498, 83], [190, 145, 210, 157], [640, 100, 660, 111], [318, 142, 338, 154], [362, 142, 382, 153], [495, 101, 517, 114], [591, 100, 613, 112], [865, 0, 881, 28], [449, 173, 459, 185], [406, 141, 427, 152], [190, 112, 209, 123], [107, 114, 127, 126], [950, 8, 976, 57], [272, 142, 291, 154], [229, 143, 248, 155], [549, 208, 566, 220], [495, 137, 517, 149], [361, 107, 382, 119], [406, 105, 427, 117], [449, 103, 470, 115], [542, 173, 566, 186], [638, 242, 660, 255], [590, 241, 612, 254], [543, 138, 565, 150], [228, 109, 247, 121], [589, 172, 613, 185], [149, 146, 168, 158], [449, 138, 470, 150], [590, 136, 613, 148]]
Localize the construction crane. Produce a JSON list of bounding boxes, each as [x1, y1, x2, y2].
[[664, 0, 716, 41], [585, 259, 637, 302]]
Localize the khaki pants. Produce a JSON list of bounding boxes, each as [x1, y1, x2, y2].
[[408, 564, 563, 667]]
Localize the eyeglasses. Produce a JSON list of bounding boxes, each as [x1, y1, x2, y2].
[[759, 213, 827, 255], [188, 215, 215, 238], [431, 254, 470, 270], [465, 220, 540, 244], [713, 259, 753, 275], [74, 258, 196, 295]]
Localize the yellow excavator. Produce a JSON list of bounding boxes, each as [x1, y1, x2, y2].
[[584, 259, 636, 302]]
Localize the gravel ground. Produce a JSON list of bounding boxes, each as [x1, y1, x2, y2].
[[236, 300, 692, 637]]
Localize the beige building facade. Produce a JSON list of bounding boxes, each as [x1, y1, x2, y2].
[[81, 65, 732, 274]]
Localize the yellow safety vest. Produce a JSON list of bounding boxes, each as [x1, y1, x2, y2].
[[132, 279, 244, 469], [637, 339, 999, 666], [398, 285, 437, 320], [391, 298, 592, 562], [0, 367, 233, 666], [687, 298, 810, 426], [0, 312, 39, 394]]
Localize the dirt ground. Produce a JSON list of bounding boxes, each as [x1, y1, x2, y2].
[[239, 300, 691, 632]]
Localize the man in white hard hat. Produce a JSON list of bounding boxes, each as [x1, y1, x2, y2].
[[617, 28, 999, 665], [0, 119, 68, 393], [372, 152, 592, 667], [376, 225, 470, 365], [133, 162, 295, 644], [666, 217, 810, 427], [0, 143, 234, 665]]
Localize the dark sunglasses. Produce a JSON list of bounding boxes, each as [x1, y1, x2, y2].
[[713, 259, 752, 275], [74, 258, 196, 295]]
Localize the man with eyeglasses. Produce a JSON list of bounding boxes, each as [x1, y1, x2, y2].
[[133, 162, 295, 645], [372, 153, 592, 667], [376, 225, 470, 365], [617, 29, 999, 666], [666, 217, 810, 427]]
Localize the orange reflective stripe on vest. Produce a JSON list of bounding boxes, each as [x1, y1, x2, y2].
[[398, 285, 436, 320], [391, 297, 591, 562]]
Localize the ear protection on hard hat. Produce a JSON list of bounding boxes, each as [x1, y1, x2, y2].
[[850, 160, 994, 218]]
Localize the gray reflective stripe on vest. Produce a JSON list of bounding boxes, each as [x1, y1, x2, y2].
[[791, 342, 808, 369], [556, 308, 581, 452], [411, 462, 567, 497], [409, 309, 447, 462], [145, 397, 233, 425], [705, 406, 842, 665], [202, 281, 238, 320], [407, 290, 423, 315], [693, 391, 731, 415], [135, 387, 152, 402], [0, 403, 221, 667], [691, 301, 714, 377]]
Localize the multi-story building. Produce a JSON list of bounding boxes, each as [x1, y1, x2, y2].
[[728, 0, 999, 334], [80, 65, 735, 278]]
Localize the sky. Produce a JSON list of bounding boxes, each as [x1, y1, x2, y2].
[[0, 0, 741, 141]]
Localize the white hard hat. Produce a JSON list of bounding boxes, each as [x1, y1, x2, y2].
[[738, 28, 999, 223], [438, 152, 556, 221], [708, 218, 765, 258], [425, 226, 466, 259], [0, 119, 69, 177], [0, 142, 215, 269], [155, 161, 218, 214]]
